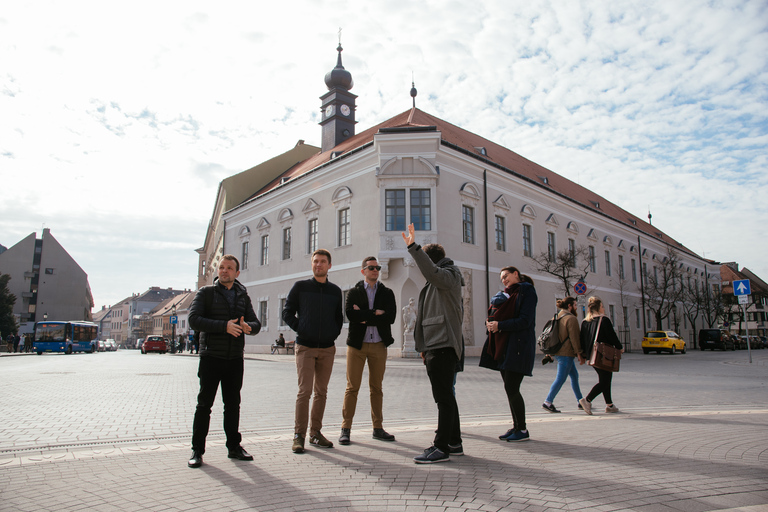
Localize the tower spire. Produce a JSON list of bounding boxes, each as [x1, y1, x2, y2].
[[410, 72, 418, 109], [319, 39, 357, 152]]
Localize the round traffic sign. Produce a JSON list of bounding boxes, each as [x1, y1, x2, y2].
[[574, 281, 587, 295]]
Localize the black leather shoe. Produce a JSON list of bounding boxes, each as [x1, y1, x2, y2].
[[372, 428, 396, 441], [227, 446, 254, 461], [188, 450, 203, 468]]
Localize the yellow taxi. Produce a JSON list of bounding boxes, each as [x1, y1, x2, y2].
[[642, 331, 687, 354]]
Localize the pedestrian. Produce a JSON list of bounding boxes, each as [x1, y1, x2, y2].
[[339, 256, 397, 445], [192, 331, 199, 354], [541, 297, 585, 413], [579, 296, 623, 415], [275, 333, 286, 347], [5, 333, 12, 353], [402, 223, 464, 464], [24, 334, 32, 353], [282, 249, 343, 454], [178, 335, 185, 354], [13, 334, 20, 353], [479, 266, 538, 442], [187, 254, 261, 468]]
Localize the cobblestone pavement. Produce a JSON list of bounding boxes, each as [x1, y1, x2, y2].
[[1, 349, 766, 511]]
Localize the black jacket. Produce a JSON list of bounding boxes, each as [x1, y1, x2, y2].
[[580, 315, 622, 356], [188, 278, 261, 359], [282, 277, 343, 348], [345, 280, 396, 349]]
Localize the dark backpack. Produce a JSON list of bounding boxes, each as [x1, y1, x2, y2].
[[537, 313, 568, 355]]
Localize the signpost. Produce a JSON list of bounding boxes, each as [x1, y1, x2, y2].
[[733, 279, 752, 363]]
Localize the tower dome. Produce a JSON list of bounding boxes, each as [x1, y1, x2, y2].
[[324, 44, 354, 91]]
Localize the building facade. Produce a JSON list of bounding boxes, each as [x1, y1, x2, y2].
[[199, 48, 721, 355], [0, 228, 93, 334]]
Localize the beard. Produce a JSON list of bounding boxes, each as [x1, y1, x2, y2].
[[313, 269, 328, 279]]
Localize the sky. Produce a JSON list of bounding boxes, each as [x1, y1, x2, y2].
[[2, 0, 767, 311]]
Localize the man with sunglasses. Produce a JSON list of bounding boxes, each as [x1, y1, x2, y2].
[[339, 257, 397, 445]]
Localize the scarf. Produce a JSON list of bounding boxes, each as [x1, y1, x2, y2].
[[486, 283, 521, 361]]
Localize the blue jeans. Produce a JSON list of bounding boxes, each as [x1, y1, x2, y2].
[[545, 356, 583, 404]]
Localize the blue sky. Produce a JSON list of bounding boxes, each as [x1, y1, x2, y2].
[[1, 0, 767, 310]]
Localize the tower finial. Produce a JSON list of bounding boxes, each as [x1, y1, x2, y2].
[[410, 72, 417, 108], [648, 208, 652, 225]]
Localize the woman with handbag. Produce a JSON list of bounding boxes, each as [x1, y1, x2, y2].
[[479, 266, 538, 442], [578, 296, 623, 415]]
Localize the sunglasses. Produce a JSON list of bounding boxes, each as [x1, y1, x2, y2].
[[365, 265, 382, 271]]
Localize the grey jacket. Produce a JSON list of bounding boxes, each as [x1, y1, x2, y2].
[[408, 243, 464, 359]]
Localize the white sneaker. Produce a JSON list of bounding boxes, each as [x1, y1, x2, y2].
[[605, 404, 620, 413], [579, 398, 592, 415]]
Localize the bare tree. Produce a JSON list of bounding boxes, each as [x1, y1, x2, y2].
[[530, 245, 591, 298], [644, 247, 684, 330], [701, 284, 724, 329]]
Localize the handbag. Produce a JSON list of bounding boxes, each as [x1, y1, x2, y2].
[[588, 317, 621, 372]]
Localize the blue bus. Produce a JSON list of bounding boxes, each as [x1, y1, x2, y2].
[[33, 321, 99, 355]]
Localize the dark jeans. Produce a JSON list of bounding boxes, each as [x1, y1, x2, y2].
[[586, 367, 614, 404], [425, 347, 461, 452], [501, 370, 526, 431], [192, 356, 244, 453]]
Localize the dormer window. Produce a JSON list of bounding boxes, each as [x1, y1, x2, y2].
[[538, 176, 549, 185], [474, 146, 487, 156]]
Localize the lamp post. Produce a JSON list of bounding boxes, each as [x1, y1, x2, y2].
[[43, 312, 48, 321]]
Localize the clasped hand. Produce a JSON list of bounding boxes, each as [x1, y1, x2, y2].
[[227, 316, 252, 336]]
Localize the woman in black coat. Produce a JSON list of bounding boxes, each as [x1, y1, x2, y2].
[[579, 296, 623, 415], [479, 266, 538, 442]]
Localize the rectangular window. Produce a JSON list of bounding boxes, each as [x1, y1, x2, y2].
[[609, 304, 615, 324], [495, 216, 506, 251], [258, 301, 268, 328], [622, 306, 629, 329], [653, 265, 658, 282], [588, 246, 596, 273], [338, 208, 351, 246], [282, 227, 291, 260], [385, 190, 406, 231], [241, 241, 249, 270], [618, 255, 624, 280], [411, 189, 431, 231], [260, 235, 269, 266], [631, 259, 637, 282], [547, 232, 556, 260], [522, 224, 532, 257], [279, 298, 287, 327], [635, 309, 641, 329], [462, 205, 474, 244], [643, 262, 649, 285], [568, 239, 576, 268], [307, 219, 318, 254], [605, 251, 611, 276]]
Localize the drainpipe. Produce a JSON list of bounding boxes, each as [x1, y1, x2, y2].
[[484, 170, 490, 311]]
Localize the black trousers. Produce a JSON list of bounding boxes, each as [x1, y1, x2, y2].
[[425, 347, 461, 452], [192, 356, 244, 453], [586, 367, 614, 404], [501, 370, 526, 431]]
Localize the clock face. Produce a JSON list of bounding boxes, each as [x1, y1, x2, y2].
[[325, 105, 334, 117], [340, 104, 351, 116]]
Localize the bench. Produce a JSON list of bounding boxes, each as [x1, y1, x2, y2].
[[271, 341, 295, 355]]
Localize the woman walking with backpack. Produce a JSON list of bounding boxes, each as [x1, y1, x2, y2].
[[479, 266, 538, 442], [541, 297, 586, 413], [579, 296, 623, 414]]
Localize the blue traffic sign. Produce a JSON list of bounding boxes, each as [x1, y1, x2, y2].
[[733, 279, 751, 296], [170, 315, 178, 325], [574, 281, 587, 295]]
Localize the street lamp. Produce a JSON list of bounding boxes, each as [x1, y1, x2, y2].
[[43, 312, 48, 321]]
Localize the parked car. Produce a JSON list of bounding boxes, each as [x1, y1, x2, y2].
[[142, 335, 167, 354], [760, 336, 768, 349], [734, 336, 748, 350], [105, 339, 117, 351], [698, 329, 735, 351], [642, 331, 687, 354], [96, 340, 106, 352], [748, 336, 763, 349], [135, 338, 144, 350]]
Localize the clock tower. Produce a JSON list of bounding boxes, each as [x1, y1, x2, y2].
[[320, 44, 357, 153]]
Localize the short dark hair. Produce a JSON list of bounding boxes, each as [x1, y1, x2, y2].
[[362, 256, 377, 267], [557, 297, 577, 309], [501, 266, 534, 286], [312, 249, 332, 265], [221, 254, 240, 272], [422, 243, 445, 264]]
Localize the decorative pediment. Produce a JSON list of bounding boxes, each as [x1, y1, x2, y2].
[[238, 226, 251, 239], [520, 204, 536, 219], [460, 182, 481, 200], [566, 221, 579, 234], [545, 214, 559, 227], [378, 156, 438, 177], [587, 229, 598, 241], [617, 240, 626, 251], [332, 186, 353, 208], [256, 217, 271, 232], [493, 195, 511, 212], [278, 208, 294, 223], [303, 198, 320, 218], [630, 245, 637, 253], [603, 235, 613, 246]]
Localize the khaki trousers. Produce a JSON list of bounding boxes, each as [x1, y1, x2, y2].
[[341, 342, 387, 430], [294, 344, 336, 436]]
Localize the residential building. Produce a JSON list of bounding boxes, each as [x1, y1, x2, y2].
[[720, 263, 767, 336], [0, 228, 93, 335]]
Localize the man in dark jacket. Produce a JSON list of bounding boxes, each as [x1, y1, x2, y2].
[[403, 223, 464, 464], [282, 249, 343, 453], [187, 254, 261, 468], [339, 257, 397, 445]]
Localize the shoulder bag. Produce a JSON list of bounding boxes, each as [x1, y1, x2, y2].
[[588, 316, 621, 372]]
